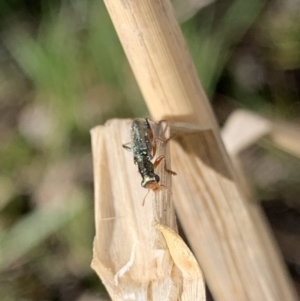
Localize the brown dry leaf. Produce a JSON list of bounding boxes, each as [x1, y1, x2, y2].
[[156, 223, 205, 301]]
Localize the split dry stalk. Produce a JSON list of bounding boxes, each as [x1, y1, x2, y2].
[[91, 120, 204, 301], [98, 0, 298, 300]]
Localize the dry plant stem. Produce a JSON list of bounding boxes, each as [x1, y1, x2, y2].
[[222, 109, 300, 159], [102, 0, 297, 300], [91, 119, 204, 301], [170, 123, 298, 301], [221, 109, 273, 200], [271, 123, 300, 158], [222, 109, 300, 198], [102, 0, 215, 128]]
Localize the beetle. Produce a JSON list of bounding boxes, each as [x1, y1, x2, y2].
[[123, 118, 176, 205]]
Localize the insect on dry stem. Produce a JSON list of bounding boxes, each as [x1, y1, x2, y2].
[[122, 118, 176, 205]]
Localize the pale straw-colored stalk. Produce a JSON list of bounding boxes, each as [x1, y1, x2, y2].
[[91, 120, 204, 301], [93, 0, 298, 300]]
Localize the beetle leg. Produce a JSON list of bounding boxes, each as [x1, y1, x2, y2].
[[122, 142, 132, 151], [153, 155, 177, 175]]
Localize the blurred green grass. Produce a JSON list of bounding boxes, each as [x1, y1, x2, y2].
[[0, 0, 300, 300]]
